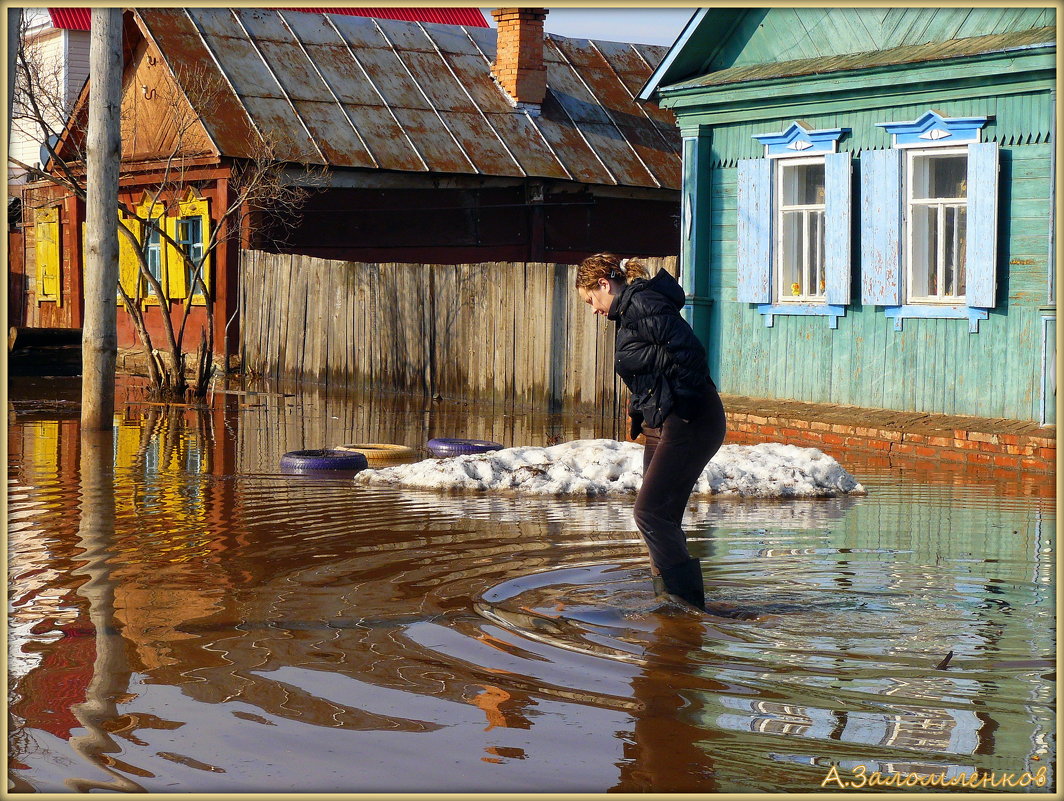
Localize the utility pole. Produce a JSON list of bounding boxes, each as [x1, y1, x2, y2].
[[81, 8, 122, 429]]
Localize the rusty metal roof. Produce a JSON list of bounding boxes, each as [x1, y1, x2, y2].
[[133, 8, 680, 190], [664, 25, 1056, 92]]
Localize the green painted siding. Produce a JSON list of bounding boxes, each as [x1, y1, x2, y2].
[[709, 7, 1055, 71], [703, 144, 1053, 421], [659, 6, 1054, 423]]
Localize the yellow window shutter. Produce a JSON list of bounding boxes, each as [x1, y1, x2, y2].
[[29, 421, 60, 476], [118, 213, 142, 300], [35, 207, 60, 299], [114, 420, 141, 470], [164, 214, 186, 299]]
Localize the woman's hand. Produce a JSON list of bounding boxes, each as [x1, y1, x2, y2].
[[628, 412, 644, 441]]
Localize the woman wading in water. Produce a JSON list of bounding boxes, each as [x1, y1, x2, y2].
[[576, 253, 727, 610]]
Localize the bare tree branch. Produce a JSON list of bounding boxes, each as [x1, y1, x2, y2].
[[14, 27, 321, 399]]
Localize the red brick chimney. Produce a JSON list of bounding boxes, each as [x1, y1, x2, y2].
[[491, 8, 548, 109]]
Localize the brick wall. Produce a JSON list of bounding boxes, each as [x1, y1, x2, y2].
[[723, 401, 1056, 475]]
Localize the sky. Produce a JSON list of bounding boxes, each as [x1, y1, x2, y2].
[[480, 7, 697, 47]]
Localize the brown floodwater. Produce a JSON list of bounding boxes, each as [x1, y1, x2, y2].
[[7, 375, 1056, 793]]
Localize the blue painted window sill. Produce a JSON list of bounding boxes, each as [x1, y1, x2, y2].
[[883, 304, 989, 333], [756, 303, 847, 328]]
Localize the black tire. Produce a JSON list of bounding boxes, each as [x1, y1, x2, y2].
[[426, 437, 503, 458], [280, 449, 369, 473]]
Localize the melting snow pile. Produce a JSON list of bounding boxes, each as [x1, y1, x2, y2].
[[354, 439, 865, 498]]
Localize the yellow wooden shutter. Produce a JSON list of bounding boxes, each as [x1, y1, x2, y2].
[[164, 214, 186, 299], [35, 207, 60, 300], [114, 419, 142, 470], [118, 213, 142, 300], [28, 421, 60, 477]]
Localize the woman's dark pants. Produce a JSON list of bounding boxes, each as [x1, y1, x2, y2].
[[634, 390, 727, 574]]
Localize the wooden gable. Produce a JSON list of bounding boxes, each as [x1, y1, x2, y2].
[[120, 37, 217, 164], [48, 10, 219, 171]]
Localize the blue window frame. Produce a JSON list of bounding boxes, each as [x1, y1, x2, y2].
[[862, 110, 997, 332], [737, 122, 851, 328]]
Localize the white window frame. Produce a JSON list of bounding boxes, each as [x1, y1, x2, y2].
[[774, 155, 827, 305], [904, 146, 968, 305]]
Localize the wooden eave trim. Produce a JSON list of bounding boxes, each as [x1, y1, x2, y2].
[[661, 68, 1056, 128], [658, 46, 1056, 109], [119, 155, 224, 175], [51, 154, 224, 180]]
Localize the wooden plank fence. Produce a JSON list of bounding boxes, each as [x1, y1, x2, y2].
[[239, 251, 679, 417]]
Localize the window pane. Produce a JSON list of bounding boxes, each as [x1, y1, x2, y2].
[[913, 154, 966, 200], [910, 204, 936, 297], [953, 204, 970, 295], [177, 216, 201, 250], [781, 210, 803, 296], [782, 162, 825, 206], [144, 224, 162, 292]]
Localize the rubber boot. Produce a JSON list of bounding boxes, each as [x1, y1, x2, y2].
[[651, 574, 667, 597], [658, 558, 706, 611]]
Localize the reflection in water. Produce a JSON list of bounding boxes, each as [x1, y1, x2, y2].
[[6, 377, 1057, 792], [66, 430, 144, 792]]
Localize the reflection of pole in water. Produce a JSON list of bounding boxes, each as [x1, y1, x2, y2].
[[66, 428, 144, 793]]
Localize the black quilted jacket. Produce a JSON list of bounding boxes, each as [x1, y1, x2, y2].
[[607, 269, 715, 429]]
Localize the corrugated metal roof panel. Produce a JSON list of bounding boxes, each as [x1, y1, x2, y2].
[[668, 25, 1055, 90], [48, 8, 90, 30], [49, 6, 486, 31], [133, 8, 680, 189], [391, 106, 475, 173], [440, 111, 523, 175], [548, 36, 671, 188]]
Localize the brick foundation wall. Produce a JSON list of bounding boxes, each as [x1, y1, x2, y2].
[[725, 409, 1056, 474]]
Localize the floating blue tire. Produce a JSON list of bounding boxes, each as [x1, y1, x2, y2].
[[426, 437, 503, 458], [280, 449, 369, 473]]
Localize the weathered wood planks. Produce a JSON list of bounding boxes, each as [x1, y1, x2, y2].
[[238, 252, 677, 413]]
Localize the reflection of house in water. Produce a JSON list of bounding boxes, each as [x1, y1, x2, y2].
[[718, 698, 835, 742], [875, 676, 974, 757], [746, 702, 816, 738], [717, 673, 983, 770], [108, 405, 236, 673]]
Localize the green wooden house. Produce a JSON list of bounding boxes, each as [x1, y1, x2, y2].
[[639, 7, 1056, 424]]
